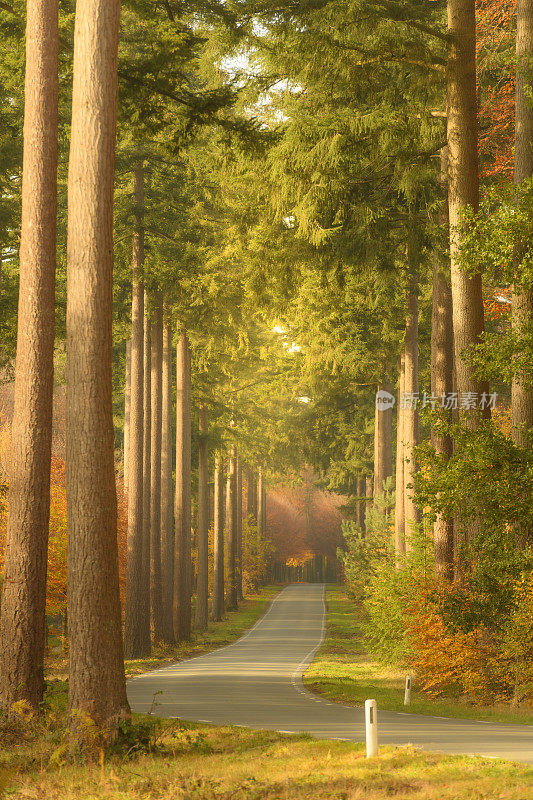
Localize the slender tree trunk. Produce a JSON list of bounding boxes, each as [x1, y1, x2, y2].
[[246, 468, 256, 522], [356, 473, 366, 533], [195, 404, 209, 629], [236, 458, 243, 600], [225, 446, 238, 610], [257, 469, 264, 537], [365, 476, 373, 517], [0, 0, 58, 712], [447, 0, 488, 425], [124, 164, 147, 658], [150, 297, 164, 642], [512, 1, 533, 451], [211, 453, 224, 621], [403, 223, 421, 547], [124, 339, 131, 489], [373, 382, 393, 499], [161, 310, 174, 641], [140, 294, 151, 653], [432, 150, 455, 578], [394, 353, 406, 558], [174, 329, 192, 640], [66, 0, 129, 726]]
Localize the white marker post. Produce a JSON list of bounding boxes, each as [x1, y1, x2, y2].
[[365, 699, 378, 758], [404, 675, 412, 706]]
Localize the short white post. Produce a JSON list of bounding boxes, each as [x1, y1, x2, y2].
[[365, 699, 378, 758], [404, 674, 412, 705]]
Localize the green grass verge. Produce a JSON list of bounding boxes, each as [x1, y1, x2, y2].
[[304, 585, 533, 726], [2, 722, 532, 799]]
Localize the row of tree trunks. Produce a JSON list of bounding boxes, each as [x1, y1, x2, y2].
[[0, 0, 59, 711]]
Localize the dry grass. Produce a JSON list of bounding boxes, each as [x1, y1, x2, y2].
[[2, 723, 532, 799]]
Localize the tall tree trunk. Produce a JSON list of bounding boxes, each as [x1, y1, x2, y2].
[[403, 227, 421, 546], [124, 164, 147, 658], [394, 353, 406, 558], [150, 297, 164, 642], [365, 476, 373, 520], [174, 329, 192, 640], [257, 469, 264, 537], [66, 0, 129, 726], [140, 294, 151, 653], [432, 150, 455, 578], [124, 339, 131, 489], [373, 382, 393, 499], [225, 446, 238, 611], [195, 404, 209, 629], [0, 0, 58, 712], [211, 453, 225, 621], [447, 0, 488, 424], [512, 1, 533, 451], [236, 458, 243, 600], [246, 468, 257, 521], [161, 310, 174, 641], [356, 474, 366, 533]]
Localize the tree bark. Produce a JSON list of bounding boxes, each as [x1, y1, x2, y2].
[[124, 339, 131, 489], [432, 150, 455, 579], [403, 222, 421, 547], [236, 458, 243, 600], [160, 310, 174, 641], [257, 469, 264, 537], [373, 381, 393, 499], [212, 453, 225, 621], [512, 0, 533, 450], [447, 0, 489, 425], [195, 404, 209, 629], [394, 353, 406, 558], [140, 294, 151, 653], [124, 163, 147, 658], [365, 476, 373, 519], [0, 0, 58, 712], [174, 329, 192, 640], [246, 468, 257, 522], [225, 446, 238, 610], [149, 297, 164, 643], [356, 473, 366, 533], [66, 0, 129, 726]]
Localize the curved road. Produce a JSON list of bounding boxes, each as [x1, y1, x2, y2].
[[127, 584, 533, 763]]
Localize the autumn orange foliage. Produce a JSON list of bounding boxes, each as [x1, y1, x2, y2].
[[407, 575, 533, 705], [0, 418, 128, 617]]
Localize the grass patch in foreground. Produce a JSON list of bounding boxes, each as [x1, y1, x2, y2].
[[2, 721, 532, 799], [304, 585, 533, 726]]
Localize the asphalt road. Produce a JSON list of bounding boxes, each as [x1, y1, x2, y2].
[[127, 584, 533, 763]]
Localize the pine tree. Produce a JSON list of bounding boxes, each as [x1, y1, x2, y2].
[[0, 0, 58, 712], [66, 0, 129, 728]]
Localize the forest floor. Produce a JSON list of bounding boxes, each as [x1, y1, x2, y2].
[[2, 585, 533, 798], [304, 585, 533, 726]]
